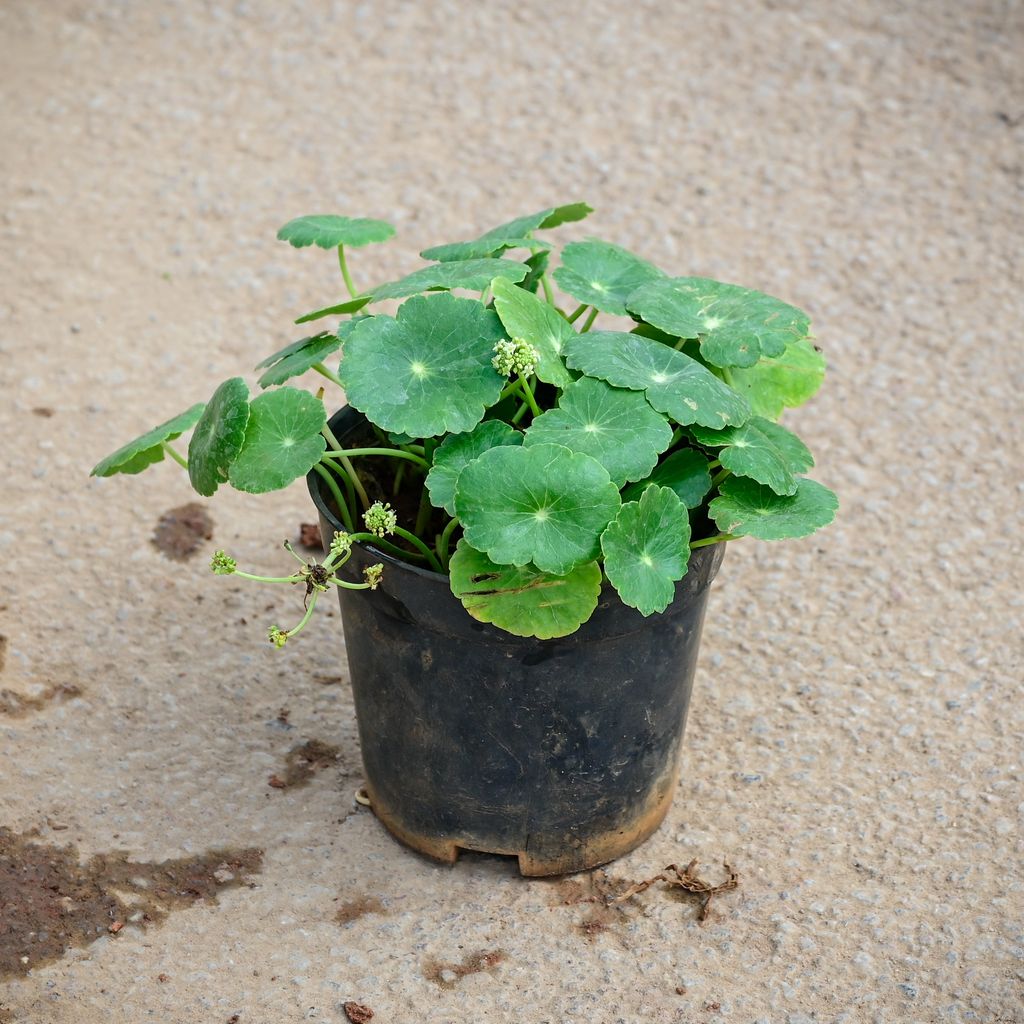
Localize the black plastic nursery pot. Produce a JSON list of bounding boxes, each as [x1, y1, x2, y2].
[[307, 407, 725, 877]]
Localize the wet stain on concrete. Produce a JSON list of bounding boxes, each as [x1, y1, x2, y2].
[[335, 895, 385, 925], [0, 828, 262, 980], [423, 949, 506, 989], [152, 502, 214, 561], [0, 683, 84, 718], [267, 739, 340, 790]]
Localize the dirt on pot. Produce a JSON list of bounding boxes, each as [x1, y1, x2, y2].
[[0, 827, 263, 980]]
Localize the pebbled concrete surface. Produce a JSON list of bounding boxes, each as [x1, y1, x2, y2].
[[1, 1, 1021, 1021]]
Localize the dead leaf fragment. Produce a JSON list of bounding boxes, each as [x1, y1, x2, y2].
[[610, 859, 739, 921]]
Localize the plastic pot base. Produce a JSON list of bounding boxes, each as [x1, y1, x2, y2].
[[364, 758, 679, 877]]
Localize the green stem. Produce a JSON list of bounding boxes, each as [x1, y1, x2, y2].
[[566, 303, 588, 324], [670, 427, 686, 446], [285, 591, 320, 638], [321, 447, 430, 470], [161, 441, 188, 470], [337, 244, 358, 299], [313, 362, 345, 389], [347, 531, 429, 563], [706, 458, 721, 471], [320, 431, 371, 510], [312, 463, 355, 531], [710, 468, 731, 489], [436, 516, 460, 567], [235, 570, 302, 584], [580, 307, 599, 333], [511, 396, 530, 425], [413, 487, 432, 537], [393, 459, 406, 496], [322, 422, 344, 451], [393, 526, 443, 572], [333, 577, 372, 591], [690, 533, 737, 549], [540, 273, 555, 306], [516, 374, 542, 418]]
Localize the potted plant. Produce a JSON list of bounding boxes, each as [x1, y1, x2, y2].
[[92, 203, 837, 875]]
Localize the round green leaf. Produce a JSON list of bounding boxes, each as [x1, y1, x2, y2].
[[708, 477, 838, 540], [726, 339, 826, 420], [601, 485, 692, 615], [338, 293, 506, 438], [91, 403, 205, 478], [491, 277, 574, 387], [553, 239, 665, 315], [455, 443, 621, 575], [564, 331, 749, 429], [370, 258, 529, 302], [227, 388, 327, 493], [421, 203, 592, 262], [426, 420, 524, 516], [449, 540, 602, 640], [524, 377, 671, 486], [276, 215, 395, 249], [188, 378, 250, 497], [622, 448, 713, 509], [255, 332, 340, 388], [691, 417, 813, 496], [626, 277, 811, 369]]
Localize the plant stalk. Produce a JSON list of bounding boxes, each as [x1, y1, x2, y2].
[[161, 441, 189, 470], [337, 244, 359, 299], [312, 463, 354, 532], [690, 533, 737, 549]]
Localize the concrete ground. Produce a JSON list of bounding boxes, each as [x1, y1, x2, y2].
[[1, 1, 1021, 1021]]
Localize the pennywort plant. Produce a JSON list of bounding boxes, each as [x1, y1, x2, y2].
[[92, 203, 837, 643]]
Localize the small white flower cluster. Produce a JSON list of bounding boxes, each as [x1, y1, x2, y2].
[[492, 338, 539, 378], [363, 502, 397, 538]]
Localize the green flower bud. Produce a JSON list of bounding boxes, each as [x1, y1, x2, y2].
[[267, 626, 289, 648], [363, 502, 397, 538], [363, 563, 384, 590], [492, 338, 539, 378], [210, 550, 237, 575], [329, 531, 353, 558]]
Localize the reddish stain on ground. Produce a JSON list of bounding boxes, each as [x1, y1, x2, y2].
[[152, 502, 214, 560], [423, 949, 506, 989], [268, 739, 340, 790], [0, 828, 262, 980], [335, 895, 385, 925]]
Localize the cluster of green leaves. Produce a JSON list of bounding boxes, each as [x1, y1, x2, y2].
[[93, 206, 836, 642]]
